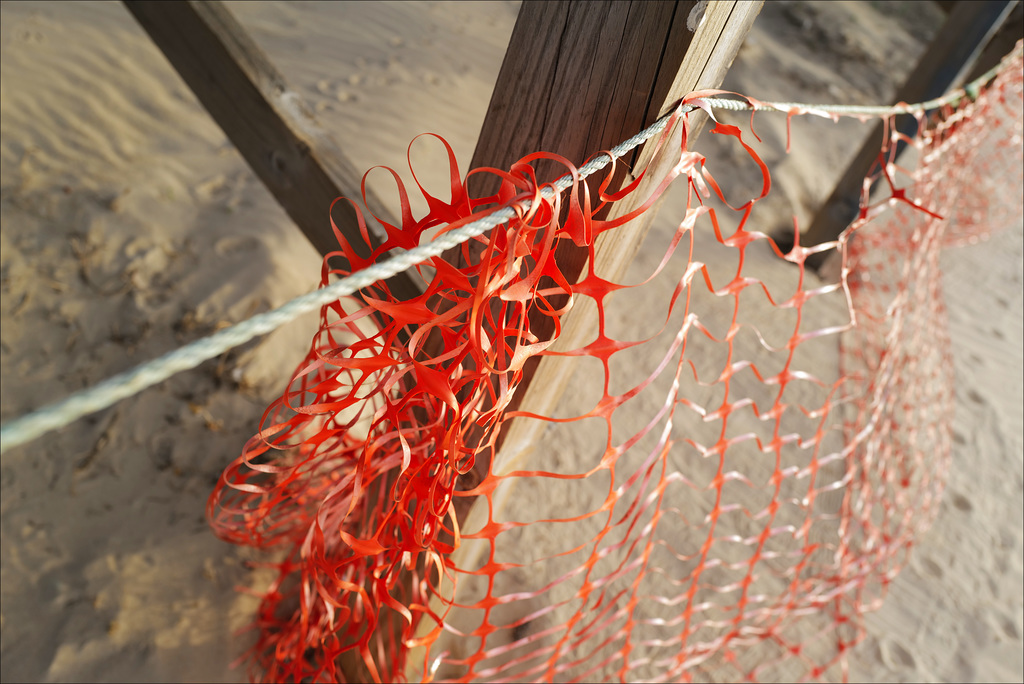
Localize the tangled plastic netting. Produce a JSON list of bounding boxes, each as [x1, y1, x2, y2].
[[208, 44, 1023, 683]]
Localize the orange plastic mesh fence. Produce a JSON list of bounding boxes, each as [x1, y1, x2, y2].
[[208, 45, 1023, 683]]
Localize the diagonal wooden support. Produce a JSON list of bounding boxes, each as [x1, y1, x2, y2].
[[798, 0, 1018, 271], [124, 0, 423, 302]]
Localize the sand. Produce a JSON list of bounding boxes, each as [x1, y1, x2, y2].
[[1, 2, 1020, 682]]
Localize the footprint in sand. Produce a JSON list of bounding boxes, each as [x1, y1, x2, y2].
[[949, 491, 973, 513], [193, 175, 228, 203], [213, 235, 259, 257], [879, 638, 916, 671], [915, 554, 945, 580]]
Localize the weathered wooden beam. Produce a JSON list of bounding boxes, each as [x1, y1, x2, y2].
[[468, 0, 763, 524], [445, 0, 763, 443], [341, 2, 762, 680], [123, 0, 423, 302], [465, 1, 694, 199], [402, 2, 762, 679], [410, 0, 747, 544], [449, 0, 715, 310], [800, 0, 1018, 269]]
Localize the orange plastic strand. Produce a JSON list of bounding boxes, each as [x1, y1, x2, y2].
[[208, 45, 1024, 683]]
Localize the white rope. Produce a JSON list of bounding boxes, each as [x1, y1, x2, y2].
[[2, 48, 1015, 454], [699, 95, 974, 117], [697, 43, 1022, 118], [0, 112, 674, 454]]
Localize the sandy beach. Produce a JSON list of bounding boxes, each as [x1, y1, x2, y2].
[[1, 2, 1021, 682]]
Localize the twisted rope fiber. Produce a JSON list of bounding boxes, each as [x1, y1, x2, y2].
[[0, 55, 1008, 455], [704, 52, 1013, 116], [0, 114, 675, 454]]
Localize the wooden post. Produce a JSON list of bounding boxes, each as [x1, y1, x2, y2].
[[446, 1, 724, 318], [356, 4, 765, 678], [799, 0, 1018, 270], [453, 0, 762, 549], [402, 2, 762, 681], [123, 1, 423, 302]]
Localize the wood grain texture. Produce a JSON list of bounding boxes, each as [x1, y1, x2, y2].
[[466, 1, 690, 192], [491, 0, 763, 493], [439, 0, 705, 532], [124, 0, 423, 301], [453, 1, 699, 280]]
